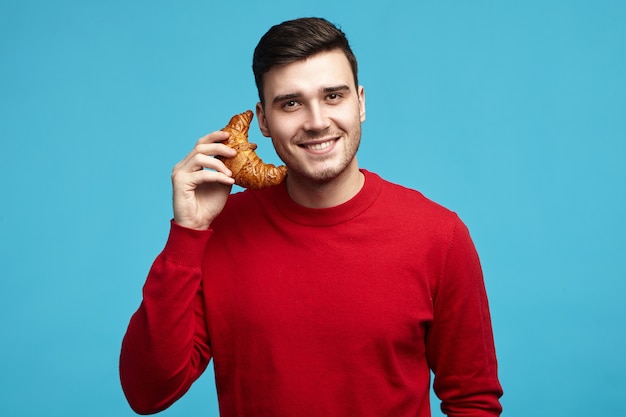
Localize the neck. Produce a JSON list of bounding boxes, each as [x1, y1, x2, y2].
[[285, 161, 364, 209]]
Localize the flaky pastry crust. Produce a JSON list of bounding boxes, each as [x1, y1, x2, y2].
[[218, 110, 287, 189]]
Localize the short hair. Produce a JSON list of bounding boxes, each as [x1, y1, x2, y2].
[[252, 17, 359, 105]]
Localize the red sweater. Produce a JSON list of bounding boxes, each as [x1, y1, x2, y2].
[[120, 170, 503, 416]]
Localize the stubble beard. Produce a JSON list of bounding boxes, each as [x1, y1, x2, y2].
[[274, 126, 362, 185]]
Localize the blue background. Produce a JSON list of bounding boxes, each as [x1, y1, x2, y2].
[[1, 1, 625, 416]]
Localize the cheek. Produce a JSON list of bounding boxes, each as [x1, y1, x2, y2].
[[268, 124, 292, 151], [267, 117, 297, 142]]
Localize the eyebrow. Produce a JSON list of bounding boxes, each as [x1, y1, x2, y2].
[[272, 93, 300, 106], [322, 84, 351, 94], [271, 84, 351, 106]]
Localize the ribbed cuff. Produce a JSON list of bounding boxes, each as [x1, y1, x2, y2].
[[160, 220, 214, 266]]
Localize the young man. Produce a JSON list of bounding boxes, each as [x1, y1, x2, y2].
[[120, 17, 503, 417]]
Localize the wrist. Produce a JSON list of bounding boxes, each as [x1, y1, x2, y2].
[[163, 220, 213, 266], [172, 216, 211, 231]]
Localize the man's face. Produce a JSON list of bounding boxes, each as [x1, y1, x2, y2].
[[256, 49, 366, 185]]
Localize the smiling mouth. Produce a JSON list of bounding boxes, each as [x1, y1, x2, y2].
[[300, 139, 337, 151]]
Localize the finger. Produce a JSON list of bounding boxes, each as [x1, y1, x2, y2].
[[175, 143, 236, 173], [173, 153, 235, 183], [196, 130, 230, 145], [187, 168, 235, 187], [194, 142, 237, 159], [193, 153, 234, 176]]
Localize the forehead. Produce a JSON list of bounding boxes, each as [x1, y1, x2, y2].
[[262, 49, 355, 99]]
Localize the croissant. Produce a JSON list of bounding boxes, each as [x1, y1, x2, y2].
[[219, 110, 287, 189]]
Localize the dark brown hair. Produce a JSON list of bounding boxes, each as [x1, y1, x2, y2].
[[252, 17, 359, 105]]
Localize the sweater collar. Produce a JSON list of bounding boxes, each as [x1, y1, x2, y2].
[[268, 169, 382, 227]]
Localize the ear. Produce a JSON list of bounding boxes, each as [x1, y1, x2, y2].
[[358, 86, 366, 122], [255, 102, 271, 137]]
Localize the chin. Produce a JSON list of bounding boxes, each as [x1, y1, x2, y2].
[[301, 162, 353, 185]]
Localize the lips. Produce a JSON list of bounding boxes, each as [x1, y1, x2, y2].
[[297, 135, 340, 153], [302, 139, 335, 151]]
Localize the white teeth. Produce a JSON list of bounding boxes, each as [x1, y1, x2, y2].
[[305, 140, 334, 151]]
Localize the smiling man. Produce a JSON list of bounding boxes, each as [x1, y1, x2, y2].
[[256, 48, 365, 207], [120, 17, 503, 417]]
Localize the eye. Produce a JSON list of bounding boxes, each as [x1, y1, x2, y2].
[[326, 93, 343, 102], [281, 100, 301, 112]]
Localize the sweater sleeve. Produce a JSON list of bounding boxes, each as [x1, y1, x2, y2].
[[119, 221, 213, 415], [426, 216, 503, 417]]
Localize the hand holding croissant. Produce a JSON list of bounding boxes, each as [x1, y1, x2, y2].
[[218, 110, 287, 189]]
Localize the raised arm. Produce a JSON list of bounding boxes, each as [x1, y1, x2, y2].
[[120, 130, 236, 414]]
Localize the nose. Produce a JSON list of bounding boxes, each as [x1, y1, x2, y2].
[[303, 103, 330, 132]]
